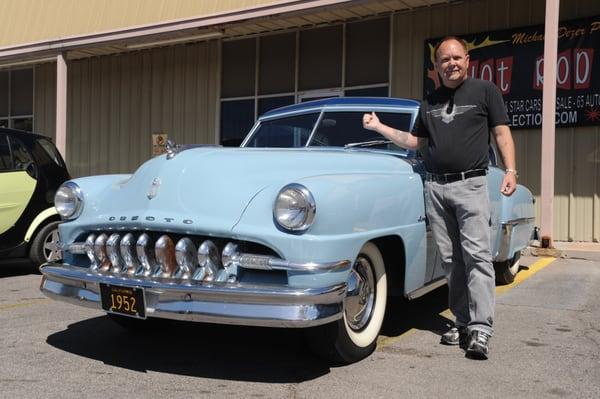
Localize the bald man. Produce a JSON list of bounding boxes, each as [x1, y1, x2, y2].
[[363, 36, 517, 360]]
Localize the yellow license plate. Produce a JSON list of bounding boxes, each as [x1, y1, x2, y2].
[[100, 284, 146, 319]]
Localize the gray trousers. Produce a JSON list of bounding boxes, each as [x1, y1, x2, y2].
[[424, 175, 495, 335]]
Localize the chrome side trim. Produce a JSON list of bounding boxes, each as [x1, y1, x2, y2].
[[406, 277, 447, 300], [40, 263, 346, 328], [238, 255, 350, 272], [501, 217, 536, 226]]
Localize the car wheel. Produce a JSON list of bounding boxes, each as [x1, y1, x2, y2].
[[29, 221, 62, 265], [494, 252, 521, 285], [307, 242, 387, 364]]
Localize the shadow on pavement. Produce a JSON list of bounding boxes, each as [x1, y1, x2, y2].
[[381, 285, 453, 338], [47, 315, 331, 383], [0, 259, 40, 278], [45, 286, 456, 381]]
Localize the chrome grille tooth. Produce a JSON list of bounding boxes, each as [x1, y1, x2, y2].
[[120, 233, 140, 275], [106, 233, 123, 274], [136, 233, 156, 276], [220, 242, 240, 283], [94, 233, 111, 272], [154, 235, 177, 278], [175, 237, 197, 279], [195, 240, 221, 281], [85, 234, 98, 271]]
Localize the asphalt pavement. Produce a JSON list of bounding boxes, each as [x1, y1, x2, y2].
[[0, 248, 598, 399]]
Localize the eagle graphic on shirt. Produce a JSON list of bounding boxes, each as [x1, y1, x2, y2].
[[428, 102, 477, 124]]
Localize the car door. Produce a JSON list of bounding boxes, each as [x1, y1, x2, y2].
[[0, 133, 37, 244]]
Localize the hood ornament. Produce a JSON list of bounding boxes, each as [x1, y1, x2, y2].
[[166, 139, 177, 159], [147, 177, 161, 200]]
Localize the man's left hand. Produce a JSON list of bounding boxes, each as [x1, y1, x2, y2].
[[500, 173, 517, 196]]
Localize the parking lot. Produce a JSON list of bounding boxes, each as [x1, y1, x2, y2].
[[1, 248, 599, 399]]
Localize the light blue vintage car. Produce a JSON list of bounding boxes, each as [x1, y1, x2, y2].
[[40, 97, 536, 363]]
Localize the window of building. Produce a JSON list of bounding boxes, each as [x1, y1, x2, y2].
[[220, 17, 391, 146], [259, 33, 295, 95], [299, 25, 343, 91], [258, 95, 295, 115], [222, 39, 256, 98], [345, 18, 390, 87], [220, 99, 255, 147], [0, 68, 34, 131], [345, 86, 389, 97]]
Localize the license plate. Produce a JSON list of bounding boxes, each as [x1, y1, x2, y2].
[[100, 283, 146, 319]]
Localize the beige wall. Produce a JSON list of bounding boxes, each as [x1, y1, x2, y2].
[[0, 0, 290, 48], [34, 63, 57, 141], [35, 40, 220, 179], [390, 0, 600, 241]]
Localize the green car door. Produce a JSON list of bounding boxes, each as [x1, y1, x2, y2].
[[0, 133, 36, 236]]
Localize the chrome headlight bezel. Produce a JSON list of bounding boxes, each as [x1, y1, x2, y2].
[[54, 181, 84, 220], [273, 183, 316, 232]]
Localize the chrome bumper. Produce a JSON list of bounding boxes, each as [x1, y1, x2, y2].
[[40, 263, 346, 328], [496, 217, 536, 261]]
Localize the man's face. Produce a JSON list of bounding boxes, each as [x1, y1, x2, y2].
[[435, 39, 469, 88]]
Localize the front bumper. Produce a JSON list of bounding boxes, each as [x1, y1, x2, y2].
[[40, 263, 346, 328]]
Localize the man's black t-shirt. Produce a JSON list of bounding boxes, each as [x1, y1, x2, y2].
[[414, 78, 509, 174]]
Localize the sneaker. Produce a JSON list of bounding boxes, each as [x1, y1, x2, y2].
[[466, 330, 491, 360], [440, 326, 468, 347]]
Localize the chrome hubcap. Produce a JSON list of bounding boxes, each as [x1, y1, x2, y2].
[[344, 255, 375, 330], [43, 228, 62, 262]]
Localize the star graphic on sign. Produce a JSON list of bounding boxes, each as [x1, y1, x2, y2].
[[584, 107, 600, 122]]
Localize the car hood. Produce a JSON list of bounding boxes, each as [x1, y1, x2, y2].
[[82, 147, 414, 234]]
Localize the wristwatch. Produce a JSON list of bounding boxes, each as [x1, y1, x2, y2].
[[505, 168, 518, 178]]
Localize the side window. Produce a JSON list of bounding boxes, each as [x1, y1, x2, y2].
[[309, 111, 412, 151], [8, 136, 34, 171], [36, 138, 65, 168], [0, 134, 12, 171], [244, 113, 318, 148]]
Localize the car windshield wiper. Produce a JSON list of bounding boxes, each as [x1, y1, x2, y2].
[[344, 139, 393, 149]]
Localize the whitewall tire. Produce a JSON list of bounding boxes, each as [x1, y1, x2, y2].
[[307, 242, 387, 364]]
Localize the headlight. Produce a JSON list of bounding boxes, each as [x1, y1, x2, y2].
[[273, 183, 316, 232], [54, 182, 84, 220]]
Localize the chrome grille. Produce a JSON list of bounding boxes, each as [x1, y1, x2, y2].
[[62, 231, 350, 280]]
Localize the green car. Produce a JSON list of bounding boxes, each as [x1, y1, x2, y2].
[[0, 128, 70, 265]]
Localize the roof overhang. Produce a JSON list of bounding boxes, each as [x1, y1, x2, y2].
[[0, 0, 457, 67]]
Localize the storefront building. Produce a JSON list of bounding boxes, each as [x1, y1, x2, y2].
[[0, 0, 599, 242]]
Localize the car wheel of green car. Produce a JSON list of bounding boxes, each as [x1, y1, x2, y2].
[[29, 221, 62, 265], [307, 242, 387, 364]]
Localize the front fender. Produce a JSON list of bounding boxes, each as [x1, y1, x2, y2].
[[232, 172, 428, 291], [57, 174, 132, 243]]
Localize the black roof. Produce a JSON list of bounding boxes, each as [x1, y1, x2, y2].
[[0, 127, 51, 143]]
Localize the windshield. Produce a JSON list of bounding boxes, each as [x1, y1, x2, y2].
[[244, 113, 319, 148], [244, 110, 413, 152]]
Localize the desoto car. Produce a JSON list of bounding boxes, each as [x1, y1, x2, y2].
[[1, 128, 69, 265], [39, 98, 535, 363]]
